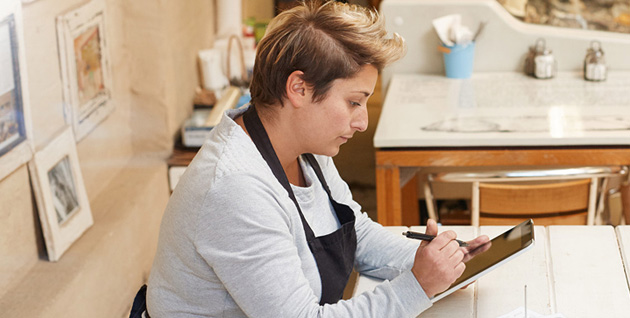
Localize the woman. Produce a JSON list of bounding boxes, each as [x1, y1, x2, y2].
[[147, 1, 489, 317]]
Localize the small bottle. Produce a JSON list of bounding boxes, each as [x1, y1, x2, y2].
[[534, 48, 557, 79], [526, 38, 557, 79], [584, 41, 606, 81]]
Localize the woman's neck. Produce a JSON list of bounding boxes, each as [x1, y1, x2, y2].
[[235, 108, 306, 186]]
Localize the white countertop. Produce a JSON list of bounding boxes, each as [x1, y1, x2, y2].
[[374, 72, 630, 148]]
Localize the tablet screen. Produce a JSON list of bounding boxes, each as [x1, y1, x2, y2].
[[431, 219, 535, 302]]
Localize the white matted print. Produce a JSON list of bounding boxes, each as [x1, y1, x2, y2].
[[29, 127, 93, 261], [57, 0, 113, 141], [0, 1, 33, 181]]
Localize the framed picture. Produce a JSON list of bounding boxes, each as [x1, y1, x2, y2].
[[29, 127, 93, 261], [57, 0, 113, 141], [0, 1, 33, 181]]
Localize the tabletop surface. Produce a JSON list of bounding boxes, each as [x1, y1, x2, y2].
[[353, 225, 630, 318], [374, 72, 630, 148]]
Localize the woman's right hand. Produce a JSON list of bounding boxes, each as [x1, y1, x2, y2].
[[410, 219, 466, 298]]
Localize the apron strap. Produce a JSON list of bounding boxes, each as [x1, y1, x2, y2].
[[242, 105, 316, 239], [302, 154, 332, 197]]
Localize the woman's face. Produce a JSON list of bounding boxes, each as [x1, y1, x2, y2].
[[298, 64, 378, 157]]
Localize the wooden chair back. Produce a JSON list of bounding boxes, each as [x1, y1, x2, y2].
[[423, 166, 628, 227], [477, 179, 591, 226]]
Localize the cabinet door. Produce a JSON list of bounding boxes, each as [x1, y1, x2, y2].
[[275, 0, 300, 15]]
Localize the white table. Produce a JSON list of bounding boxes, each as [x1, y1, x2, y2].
[[374, 72, 630, 226], [615, 226, 630, 300], [353, 226, 630, 317]]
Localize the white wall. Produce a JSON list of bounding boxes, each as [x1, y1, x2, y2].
[[0, 0, 215, 316], [381, 0, 630, 88]]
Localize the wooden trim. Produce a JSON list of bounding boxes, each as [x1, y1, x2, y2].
[[167, 148, 199, 166], [376, 148, 630, 167]]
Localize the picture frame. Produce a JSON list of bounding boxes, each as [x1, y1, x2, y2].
[[56, 0, 113, 141], [29, 127, 93, 261], [0, 1, 34, 181]]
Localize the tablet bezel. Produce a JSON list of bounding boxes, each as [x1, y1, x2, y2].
[[430, 219, 535, 303]]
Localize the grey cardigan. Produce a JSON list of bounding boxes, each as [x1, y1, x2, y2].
[[147, 107, 431, 317]]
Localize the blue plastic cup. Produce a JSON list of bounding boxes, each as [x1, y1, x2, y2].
[[440, 42, 475, 79]]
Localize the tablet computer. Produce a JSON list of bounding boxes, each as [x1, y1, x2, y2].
[[431, 219, 535, 303]]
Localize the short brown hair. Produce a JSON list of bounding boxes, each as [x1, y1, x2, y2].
[[249, 0, 405, 107]]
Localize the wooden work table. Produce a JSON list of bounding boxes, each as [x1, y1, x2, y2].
[[374, 73, 630, 226], [353, 225, 630, 317]]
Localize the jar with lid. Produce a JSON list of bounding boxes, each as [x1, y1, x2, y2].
[[584, 40, 606, 81], [525, 38, 557, 79]]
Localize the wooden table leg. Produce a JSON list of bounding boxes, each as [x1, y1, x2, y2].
[[376, 165, 402, 226], [401, 174, 420, 226], [622, 183, 630, 225]]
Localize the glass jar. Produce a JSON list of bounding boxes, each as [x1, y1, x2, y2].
[[534, 48, 557, 79], [525, 38, 557, 79], [584, 40, 606, 82]]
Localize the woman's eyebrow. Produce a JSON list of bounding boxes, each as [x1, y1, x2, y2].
[[353, 90, 372, 97]]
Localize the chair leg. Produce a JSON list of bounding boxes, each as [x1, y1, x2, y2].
[[621, 182, 630, 225], [622, 168, 630, 225], [595, 178, 609, 225], [423, 179, 438, 222], [472, 181, 480, 227], [587, 177, 598, 225]]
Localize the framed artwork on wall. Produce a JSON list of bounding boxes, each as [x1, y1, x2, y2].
[[0, 1, 34, 181], [29, 127, 93, 261], [56, 0, 113, 141]]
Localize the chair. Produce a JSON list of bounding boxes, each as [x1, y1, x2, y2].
[[423, 166, 628, 226]]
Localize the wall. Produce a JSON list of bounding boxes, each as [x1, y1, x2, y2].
[[243, 0, 275, 22], [0, 0, 214, 316], [380, 0, 630, 89]]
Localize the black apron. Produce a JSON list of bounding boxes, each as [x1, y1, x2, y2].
[[243, 105, 357, 305]]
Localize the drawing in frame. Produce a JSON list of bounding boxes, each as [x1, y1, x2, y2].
[[56, 0, 113, 141], [0, 1, 34, 181], [29, 127, 93, 261]]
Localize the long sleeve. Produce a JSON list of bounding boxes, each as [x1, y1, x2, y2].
[[195, 172, 432, 318]]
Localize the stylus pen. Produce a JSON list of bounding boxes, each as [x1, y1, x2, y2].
[[402, 231, 469, 247]]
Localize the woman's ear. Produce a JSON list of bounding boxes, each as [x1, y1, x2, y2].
[[286, 70, 308, 107]]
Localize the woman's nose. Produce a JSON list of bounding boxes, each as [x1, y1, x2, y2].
[[352, 107, 368, 132]]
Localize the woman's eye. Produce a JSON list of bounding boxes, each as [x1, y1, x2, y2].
[[350, 101, 362, 107]]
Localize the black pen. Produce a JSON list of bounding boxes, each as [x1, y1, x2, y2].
[[402, 231, 469, 247]]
